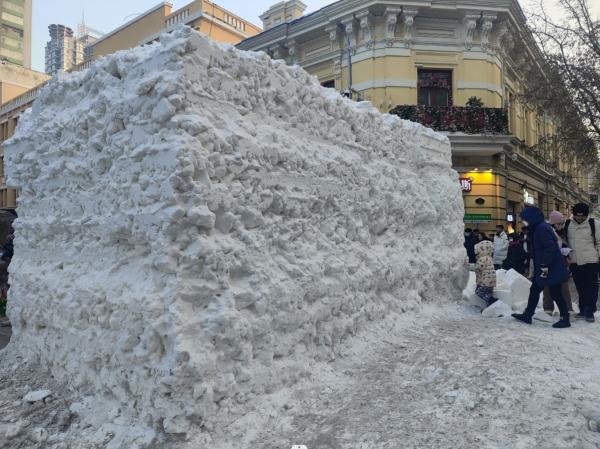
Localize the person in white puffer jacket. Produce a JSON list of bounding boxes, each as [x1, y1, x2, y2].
[[565, 203, 600, 322], [492, 225, 509, 269]]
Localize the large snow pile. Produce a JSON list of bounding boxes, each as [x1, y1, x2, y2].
[[4, 27, 466, 437]]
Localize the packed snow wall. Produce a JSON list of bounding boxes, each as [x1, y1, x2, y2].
[[5, 27, 466, 435]]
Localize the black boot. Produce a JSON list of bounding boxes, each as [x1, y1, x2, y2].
[[553, 318, 571, 328], [512, 313, 532, 324]]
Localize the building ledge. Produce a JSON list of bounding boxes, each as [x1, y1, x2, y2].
[[447, 133, 512, 156]]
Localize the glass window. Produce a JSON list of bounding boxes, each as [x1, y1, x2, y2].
[[1, 35, 21, 48], [2, 2, 23, 15], [1, 11, 23, 26], [417, 69, 452, 107], [0, 45, 21, 60]]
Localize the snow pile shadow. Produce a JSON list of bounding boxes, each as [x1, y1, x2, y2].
[[4, 27, 466, 438]]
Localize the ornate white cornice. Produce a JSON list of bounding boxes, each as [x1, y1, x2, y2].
[[325, 23, 339, 51], [340, 15, 357, 53], [385, 7, 402, 46], [463, 13, 480, 50], [481, 13, 497, 51], [268, 44, 283, 60], [286, 40, 297, 64], [402, 8, 419, 48], [356, 10, 374, 48]]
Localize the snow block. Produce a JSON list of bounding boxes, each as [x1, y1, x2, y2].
[[462, 271, 476, 300], [508, 274, 534, 311], [4, 28, 466, 436], [481, 300, 512, 319]]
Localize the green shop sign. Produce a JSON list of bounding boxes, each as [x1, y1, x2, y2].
[[464, 213, 492, 223]]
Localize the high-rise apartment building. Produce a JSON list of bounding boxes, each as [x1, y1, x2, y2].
[[0, 0, 32, 68], [45, 24, 100, 76], [45, 24, 77, 75]]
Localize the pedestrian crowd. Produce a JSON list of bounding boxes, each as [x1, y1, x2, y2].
[[464, 203, 599, 329]]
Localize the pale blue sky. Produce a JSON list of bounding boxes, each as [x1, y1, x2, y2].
[[31, 0, 596, 73], [31, 0, 333, 72]]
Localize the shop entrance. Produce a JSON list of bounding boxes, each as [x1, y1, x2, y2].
[[507, 201, 518, 234]]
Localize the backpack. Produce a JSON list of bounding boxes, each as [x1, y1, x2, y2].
[[564, 218, 596, 247]]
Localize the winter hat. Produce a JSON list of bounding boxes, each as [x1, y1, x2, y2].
[[520, 206, 545, 227], [549, 211, 565, 225], [573, 203, 590, 216]]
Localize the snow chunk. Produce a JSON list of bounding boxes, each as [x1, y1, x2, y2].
[[22, 390, 51, 403], [4, 27, 466, 438]]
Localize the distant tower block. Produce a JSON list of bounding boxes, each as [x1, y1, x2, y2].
[[260, 0, 307, 30]]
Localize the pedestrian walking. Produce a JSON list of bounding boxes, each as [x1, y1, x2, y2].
[[468, 240, 498, 307], [464, 228, 477, 264], [502, 233, 527, 275], [493, 225, 509, 270], [512, 206, 571, 328], [543, 211, 574, 315], [564, 203, 599, 322]]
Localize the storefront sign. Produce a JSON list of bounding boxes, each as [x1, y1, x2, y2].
[[464, 213, 492, 223], [524, 190, 535, 205], [507, 214, 514, 222], [460, 177, 473, 192]]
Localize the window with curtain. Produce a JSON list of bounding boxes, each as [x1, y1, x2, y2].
[[417, 69, 452, 107]]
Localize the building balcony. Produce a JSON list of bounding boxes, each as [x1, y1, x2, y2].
[[389, 105, 509, 135]]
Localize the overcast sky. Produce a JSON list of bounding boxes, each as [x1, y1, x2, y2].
[[31, 0, 600, 73]]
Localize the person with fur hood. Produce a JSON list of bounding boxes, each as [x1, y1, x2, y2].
[[512, 207, 570, 328], [469, 240, 498, 306]]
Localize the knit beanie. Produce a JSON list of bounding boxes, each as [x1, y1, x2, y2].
[[572, 203, 590, 216], [549, 210, 565, 225]]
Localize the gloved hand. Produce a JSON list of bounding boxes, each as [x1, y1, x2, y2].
[[540, 266, 549, 279]]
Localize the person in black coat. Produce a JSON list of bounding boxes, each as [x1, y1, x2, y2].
[[502, 233, 527, 275], [464, 228, 477, 264]]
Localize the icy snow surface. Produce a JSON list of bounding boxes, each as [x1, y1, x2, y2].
[[2, 26, 466, 443]]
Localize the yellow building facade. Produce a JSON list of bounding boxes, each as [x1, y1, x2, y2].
[[88, 0, 261, 63], [238, 0, 591, 234]]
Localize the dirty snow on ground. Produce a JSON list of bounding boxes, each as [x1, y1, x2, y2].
[[1, 26, 465, 447]]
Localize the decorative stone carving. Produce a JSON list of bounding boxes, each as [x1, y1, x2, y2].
[[332, 58, 341, 76], [325, 23, 339, 51], [463, 14, 479, 50], [286, 40, 297, 64], [495, 21, 514, 56], [340, 16, 357, 53], [268, 45, 282, 60], [356, 10, 374, 48], [402, 8, 418, 48], [481, 14, 496, 50], [385, 7, 402, 46]]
